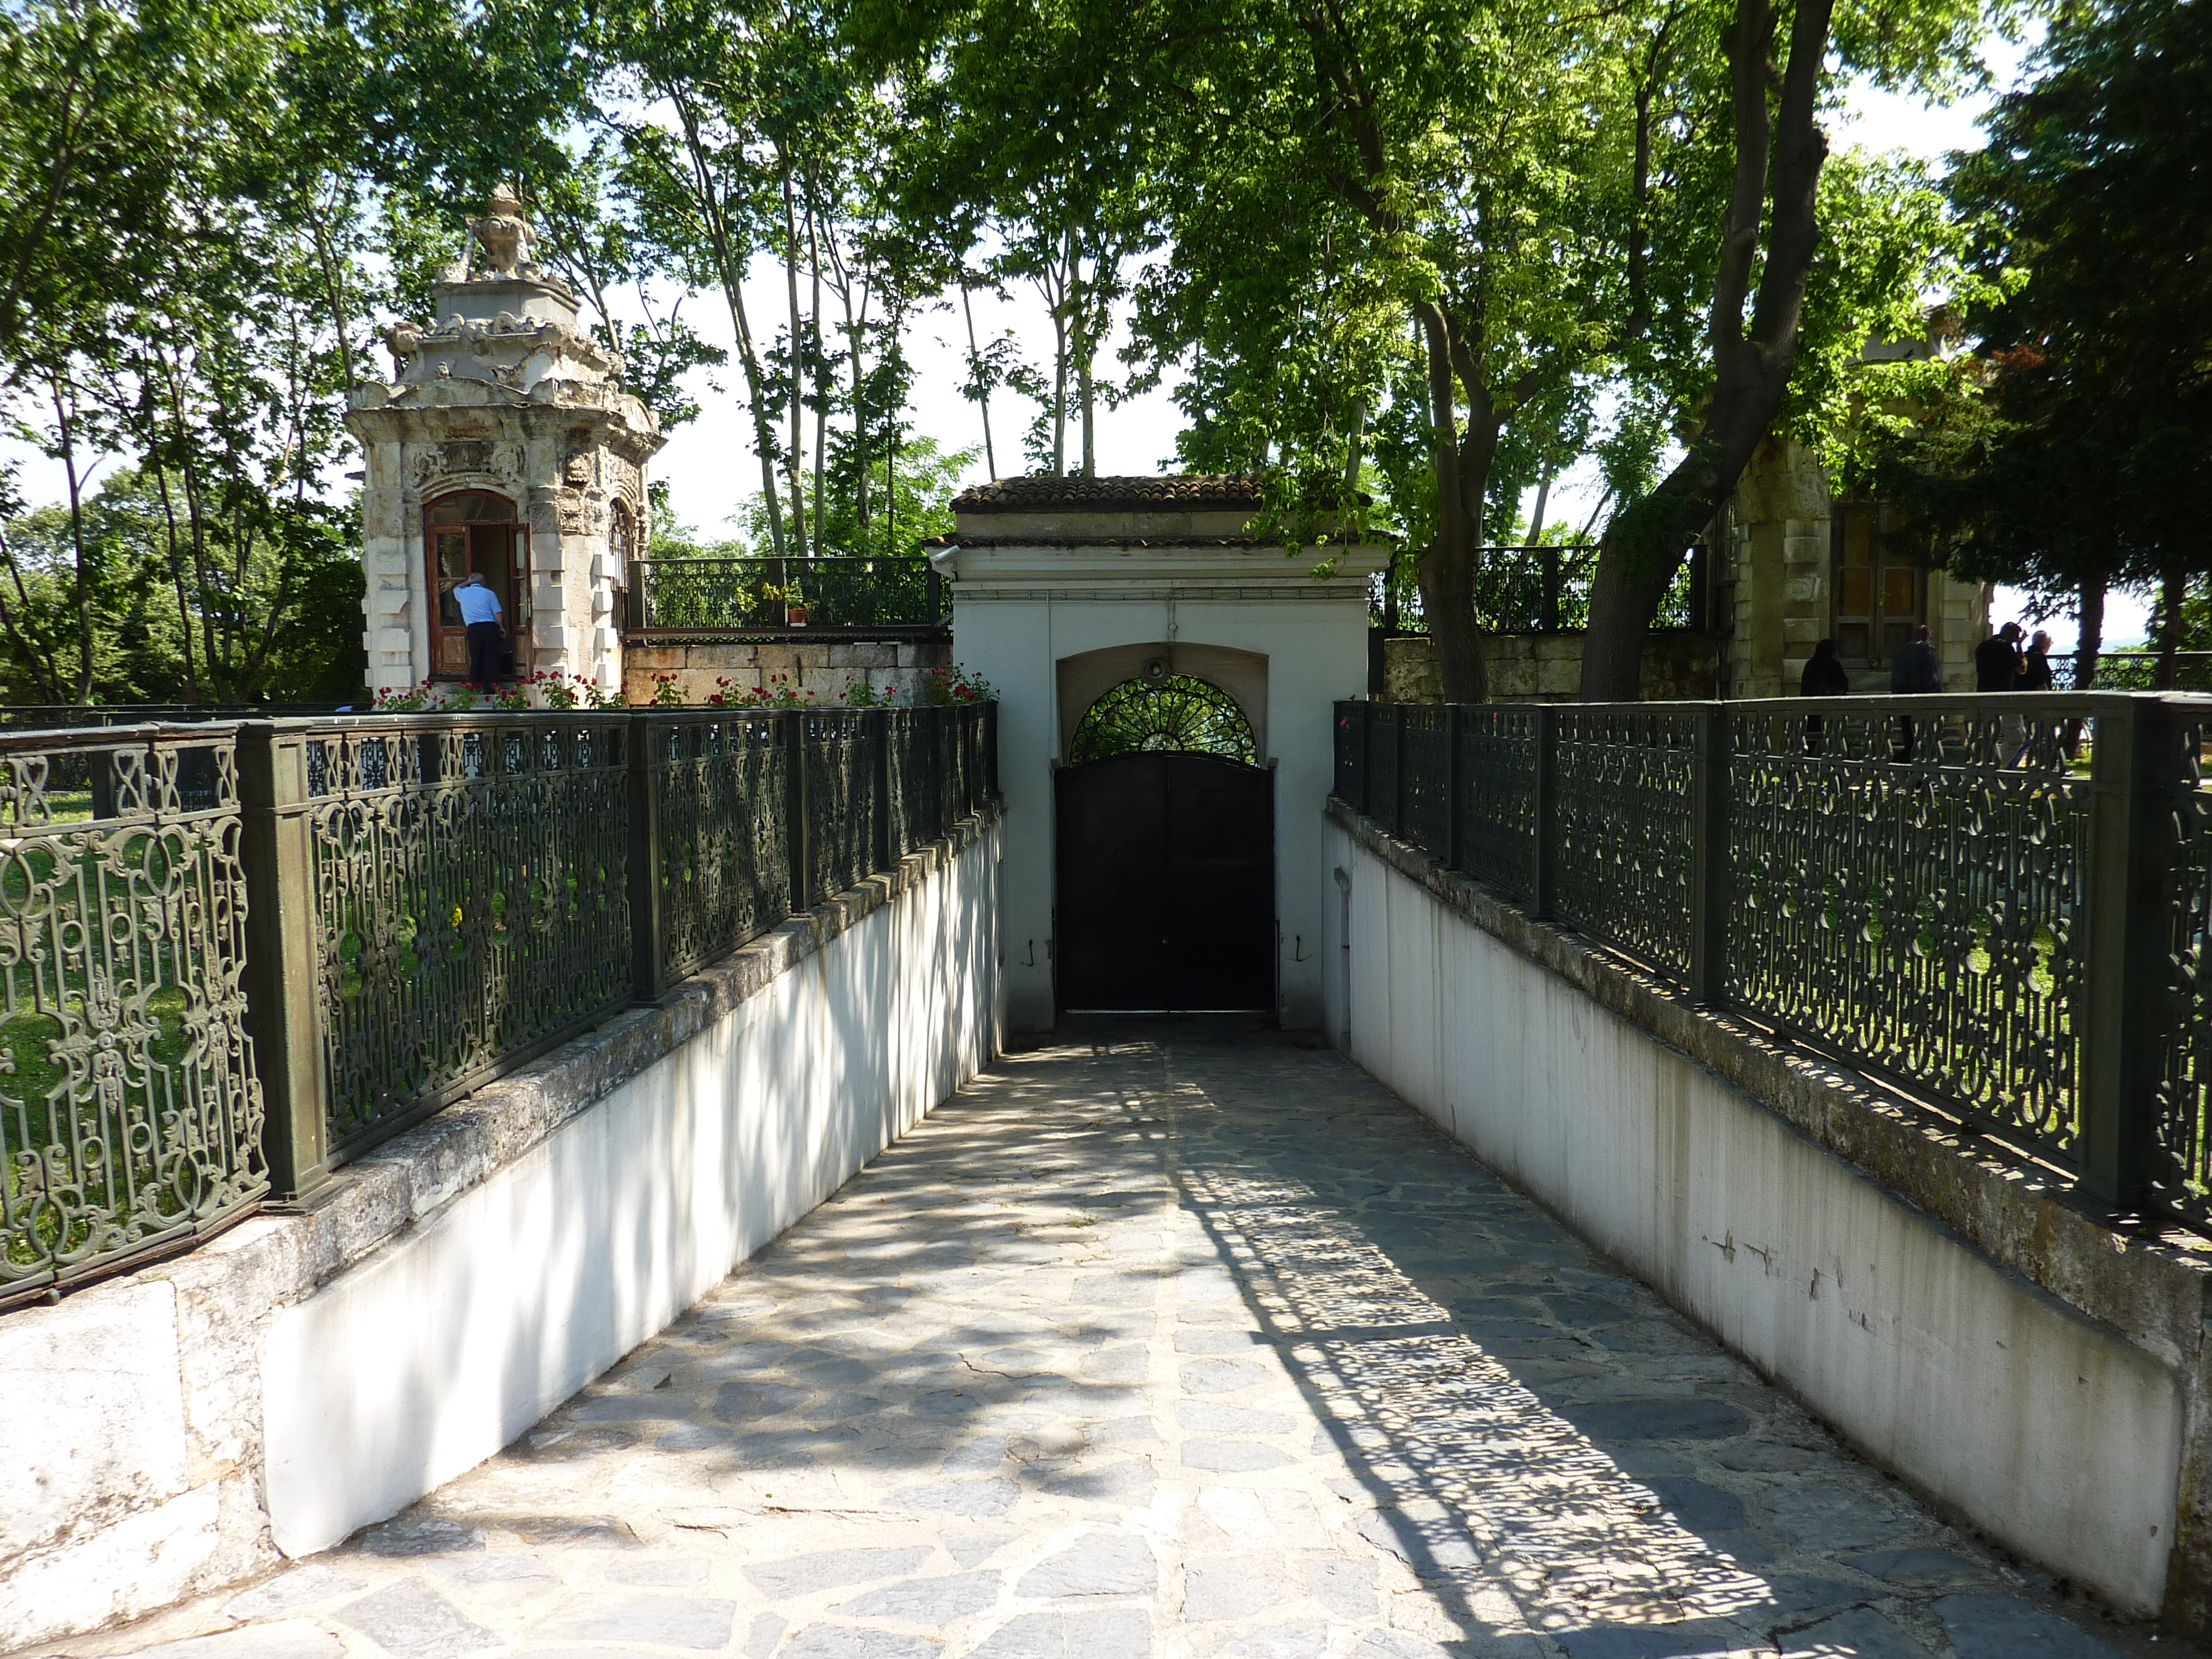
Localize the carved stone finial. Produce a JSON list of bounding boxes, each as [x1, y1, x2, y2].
[[469, 187, 536, 280], [384, 320, 422, 377]]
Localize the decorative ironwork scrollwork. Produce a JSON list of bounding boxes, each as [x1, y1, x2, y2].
[[0, 728, 266, 1299], [1459, 706, 1538, 901], [655, 714, 790, 982], [1553, 708, 1699, 978], [304, 714, 632, 1158], [1727, 705, 2087, 1156], [1070, 675, 1257, 765]]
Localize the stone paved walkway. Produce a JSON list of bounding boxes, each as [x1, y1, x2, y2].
[[67, 1027, 2169, 1659]]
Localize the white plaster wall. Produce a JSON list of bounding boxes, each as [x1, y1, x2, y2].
[[954, 595, 1367, 1032], [261, 822, 1000, 1555], [1321, 820, 2185, 1615]]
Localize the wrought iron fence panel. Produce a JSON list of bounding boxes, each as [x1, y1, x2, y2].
[[886, 711, 942, 854], [1401, 705, 1452, 858], [655, 714, 791, 983], [1470, 547, 1598, 633], [1552, 708, 1700, 977], [1333, 705, 1368, 809], [1370, 708, 1401, 834], [939, 706, 971, 830], [635, 557, 937, 632], [0, 726, 266, 1302], [2154, 705, 2212, 1224], [303, 714, 632, 1158], [1458, 706, 1540, 900], [1726, 701, 2090, 1161], [803, 711, 875, 908]]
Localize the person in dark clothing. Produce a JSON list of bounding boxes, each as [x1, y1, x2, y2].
[[2008, 629, 2057, 766], [1799, 638, 1848, 751], [1801, 637, 1850, 697], [1891, 624, 1942, 761], [1974, 622, 2023, 691], [1892, 625, 1942, 694]]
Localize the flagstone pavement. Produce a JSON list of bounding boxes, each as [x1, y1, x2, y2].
[[52, 1024, 2176, 1659]]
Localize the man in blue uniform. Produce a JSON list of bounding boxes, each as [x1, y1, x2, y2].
[[455, 571, 507, 686]]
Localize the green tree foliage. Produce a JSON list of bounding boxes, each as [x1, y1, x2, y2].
[[1860, 0, 2210, 686], [0, 0, 377, 703], [1572, 0, 2002, 697]]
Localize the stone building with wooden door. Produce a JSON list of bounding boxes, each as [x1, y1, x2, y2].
[[1714, 432, 1990, 698], [346, 191, 663, 699]]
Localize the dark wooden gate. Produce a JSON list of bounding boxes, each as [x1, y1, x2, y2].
[[1054, 751, 1275, 1013]]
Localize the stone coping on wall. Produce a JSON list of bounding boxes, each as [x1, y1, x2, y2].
[[1327, 794, 2212, 1620], [230, 800, 1003, 1307]]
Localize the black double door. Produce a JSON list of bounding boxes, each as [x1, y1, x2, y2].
[[1054, 751, 1275, 1013]]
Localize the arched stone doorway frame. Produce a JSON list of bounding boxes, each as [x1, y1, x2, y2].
[[1054, 642, 1269, 762]]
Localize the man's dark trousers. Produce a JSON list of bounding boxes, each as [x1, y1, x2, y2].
[[466, 621, 502, 685]]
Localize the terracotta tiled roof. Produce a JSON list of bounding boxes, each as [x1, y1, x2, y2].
[[949, 474, 1265, 513]]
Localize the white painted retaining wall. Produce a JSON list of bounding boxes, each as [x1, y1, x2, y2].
[[0, 817, 1000, 1650], [1322, 817, 2185, 1615]]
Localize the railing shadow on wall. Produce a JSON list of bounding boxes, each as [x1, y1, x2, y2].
[[1335, 694, 2212, 1233], [0, 702, 999, 1310]]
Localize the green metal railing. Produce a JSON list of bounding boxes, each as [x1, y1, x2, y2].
[[627, 555, 946, 637], [1, 702, 997, 1306], [1335, 694, 2212, 1230]]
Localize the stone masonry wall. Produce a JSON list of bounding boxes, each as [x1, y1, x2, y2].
[[1381, 632, 1720, 703], [621, 638, 954, 706]]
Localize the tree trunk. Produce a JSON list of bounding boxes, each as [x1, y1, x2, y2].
[[671, 93, 786, 558], [1579, 0, 1835, 700], [1412, 303, 1490, 704], [2076, 574, 2105, 689], [1051, 311, 1068, 476], [961, 282, 997, 478], [49, 372, 94, 705], [806, 167, 826, 554], [1527, 467, 1552, 546], [1078, 347, 1095, 478], [780, 161, 808, 558], [2155, 563, 2185, 689], [846, 284, 869, 544]]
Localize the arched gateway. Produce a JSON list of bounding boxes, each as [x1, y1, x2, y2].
[[928, 475, 1386, 1031], [1056, 673, 1275, 1011]]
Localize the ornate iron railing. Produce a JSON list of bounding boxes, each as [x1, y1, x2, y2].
[[1334, 694, 2212, 1231], [628, 555, 946, 637], [0, 702, 997, 1306], [2054, 651, 2212, 693], [0, 725, 266, 1304], [1373, 544, 1709, 635], [648, 714, 793, 985], [295, 717, 635, 1159]]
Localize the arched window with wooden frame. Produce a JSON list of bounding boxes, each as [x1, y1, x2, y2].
[[424, 489, 529, 679]]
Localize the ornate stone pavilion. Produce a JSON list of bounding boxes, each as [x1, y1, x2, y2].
[[346, 192, 663, 696]]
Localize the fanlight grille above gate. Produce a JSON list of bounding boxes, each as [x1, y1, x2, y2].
[[1068, 674, 1257, 765]]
